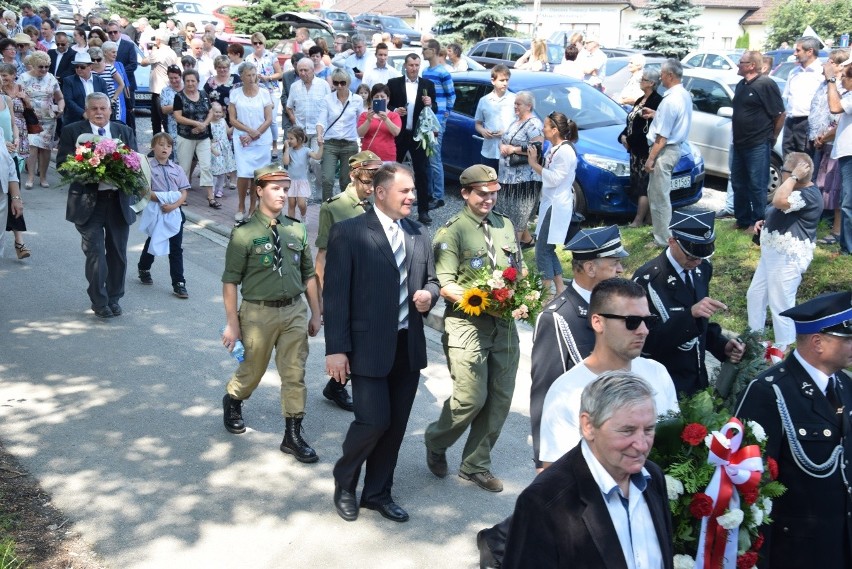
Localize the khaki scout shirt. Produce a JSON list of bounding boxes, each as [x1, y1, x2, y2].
[[222, 210, 315, 301], [433, 206, 519, 289], [314, 183, 370, 249]]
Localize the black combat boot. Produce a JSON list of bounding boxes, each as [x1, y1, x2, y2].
[[222, 394, 246, 434], [280, 417, 318, 463]]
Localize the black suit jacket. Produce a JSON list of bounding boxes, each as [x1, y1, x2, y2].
[[503, 444, 674, 569], [48, 48, 75, 84], [57, 120, 138, 226], [633, 251, 729, 396], [736, 355, 852, 569], [61, 74, 110, 125], [323, 208, 440, 378], [386, 75, 437, 132], [114, 38, 138, 91]]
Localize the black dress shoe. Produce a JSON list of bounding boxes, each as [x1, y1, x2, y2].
[[418, 213, 432, 225], [334, 484, 358, 522], [428, 198, 445, 210], [362, 500, 409, 522], [108, 303, 122, 316], [93, 306, 114, 319], [323, 378, 354, 411], [426, 448, 448, 478]]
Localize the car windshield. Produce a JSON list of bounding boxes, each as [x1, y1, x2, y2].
[[528, 82, 626, 130], [728, 52, 743, 64], [606, 60, 630, 75], [328, 12, 351, 21], [381, 16, 412, 29]]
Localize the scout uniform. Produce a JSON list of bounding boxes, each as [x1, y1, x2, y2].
[[424, 164, 521, 492], [222, 164, 319, 463], [736, 292, 852, 569]]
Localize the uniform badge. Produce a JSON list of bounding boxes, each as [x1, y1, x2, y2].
[[261, 254, 272, 266], [666, 275, 677, 289], [252, 236, 270, 246], [264, 243, 273, 252], [439, 242, 448, 250], [695, 267, 703, 277], [293, 253, 299, 262], [255, 246, 262, 254], [470, 257, 483, 269]]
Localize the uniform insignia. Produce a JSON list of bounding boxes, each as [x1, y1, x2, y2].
[[470, 257, 483, 269], [666, 275, 677, 289], [643, 274, 650, 280], [261, 254, 272, 266], [293, 253, 299, 262], [255, 246, 262, 254], [439, 242, 448, 250], [285, 215, 300, 223], [287, 243, 300, 250], [578, 306, 587, 316], [704, 230, 712, 239], [670, 307, 684, 311], [695, 267, 703, 277], [253, 236, 270, 246], [264, 243, 272, 251], [764, 375, 774, 382]]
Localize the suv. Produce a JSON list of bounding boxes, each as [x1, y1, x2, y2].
[[467, 38, 563, 70], [310, 9, 356, 36], [353, 14, 421, 46], [681, 50, 745, 72]]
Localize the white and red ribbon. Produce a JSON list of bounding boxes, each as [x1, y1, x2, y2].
[[695, 418, 764, 569]]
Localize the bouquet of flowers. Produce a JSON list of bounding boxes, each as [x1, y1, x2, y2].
[[57, 135, 149, 199], [414, 106, 440, 157], [456, 265, 545, 325], [650, 389, 785, 569]]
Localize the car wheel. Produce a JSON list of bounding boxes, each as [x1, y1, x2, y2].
[[766, 153, 782, 203], [573, 182, 587, 216]]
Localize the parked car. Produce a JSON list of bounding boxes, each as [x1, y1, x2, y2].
[[675, 68, 783, 192], [764, 48, 830, 69], [548, 30, 589, 47], [384, 48, 485, 74], [133, 44, 150, 114], [681, 50, 745, 71], [168, 2, 218, 28], [309, 9, 356, 36], [272, 11, 336, 66], [602, 56, 667, 99], [354, 14, 421, 46], [212, 4, 244, 34], [601, 47, 665, 59], [47, 2, 75, 25], [443, 70, 705, 216], [467, 38, 562, 71]]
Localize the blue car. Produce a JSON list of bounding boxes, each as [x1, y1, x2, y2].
[[442, 71, 705, 216]]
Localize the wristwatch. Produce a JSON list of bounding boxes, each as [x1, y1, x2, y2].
[[828, 77, 837, 83], [791, 174, 800, 182]]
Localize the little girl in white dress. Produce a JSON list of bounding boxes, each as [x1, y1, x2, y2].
[[282, 126, 323, 222], [209, 102, 236, 199]]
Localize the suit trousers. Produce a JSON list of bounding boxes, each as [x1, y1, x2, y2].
[[395, 129, 432, 216], [647, 144, 680, 246], [75, 191, 130, 309], [226, 300, 309, 417], [333, 329, 420, 504]]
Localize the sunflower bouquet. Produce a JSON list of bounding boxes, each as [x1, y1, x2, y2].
[[58, 135, 149, 199], [456, 266, 545, 325]]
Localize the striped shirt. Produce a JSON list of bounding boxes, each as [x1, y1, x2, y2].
[[422, 63, 455, 128]]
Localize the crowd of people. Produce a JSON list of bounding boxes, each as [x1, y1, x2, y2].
[[0, 7, 850, 567]]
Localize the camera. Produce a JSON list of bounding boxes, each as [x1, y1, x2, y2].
[[526, 141, 545, 166]]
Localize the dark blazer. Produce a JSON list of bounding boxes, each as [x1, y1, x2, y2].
[[386, 75, 437, 131], [323, 208, 440, 377], [633, 251, 729, 396], [61, 74, 110, 125], [114, 38, 138, 91], [503, 444, 674, 569], [736, 355, 852, 569], [57, 120, 138, 226], [48, 48, 75, 83], [529, 282, 595, 465]]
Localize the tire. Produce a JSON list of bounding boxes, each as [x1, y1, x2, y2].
[[573, 182, 587, 216], [766, 153, 782, 204]]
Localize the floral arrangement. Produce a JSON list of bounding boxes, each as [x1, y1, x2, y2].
[[414, 106, 440, 157], [58, 136, 148, 199], [714, 329, 772, 412], [456, 265, 545, 325], [650, 389, 785, 569]]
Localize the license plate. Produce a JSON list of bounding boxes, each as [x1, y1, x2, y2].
[[136, 93, 151, 100], [670, 175, 691, 190]]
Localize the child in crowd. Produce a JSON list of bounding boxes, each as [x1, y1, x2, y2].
[[138, 132, 189, 299], [282, 126, 322, 223], [356, 83, 370, 112], [209, 101, 236, 199]]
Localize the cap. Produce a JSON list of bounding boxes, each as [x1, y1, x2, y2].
[[780, 291, 852, 337], [73, 51, 93, 64], [459, 164, 499, 191], [348, 150, 382, 171], [565, 225, 629, 260], [254, 163, 291, 182], [13, 33, 33, 46], [669, 210, 715, 259]]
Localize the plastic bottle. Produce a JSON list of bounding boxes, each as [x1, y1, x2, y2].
[[220, 326, 245, 363]]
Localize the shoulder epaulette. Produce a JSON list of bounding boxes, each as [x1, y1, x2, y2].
[[325, 195, 342, 203], [285, 215, 300, 223]]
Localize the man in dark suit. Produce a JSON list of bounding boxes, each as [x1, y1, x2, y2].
[[48, 31, 74, 84], [503, 371, 674, 569], [57, 93, 138, 318], [387, 54, 437, 225], [736, 292, 852, 569], [62, 52, 110, 126], [633, 210, 744, 396], [107, 20, 138, 129], [324, 162, 440, 523]]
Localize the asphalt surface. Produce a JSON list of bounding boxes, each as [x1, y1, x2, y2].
[[0, 116, 727, 568]]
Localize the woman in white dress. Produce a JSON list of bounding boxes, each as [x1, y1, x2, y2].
[[228, 61, 272, 221]]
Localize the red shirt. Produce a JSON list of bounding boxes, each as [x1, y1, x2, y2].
[[357, 110, 401, 161]]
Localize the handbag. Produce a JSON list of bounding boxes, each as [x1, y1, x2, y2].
[[23, 106, 42, 134], [507, 119, 532, 167]]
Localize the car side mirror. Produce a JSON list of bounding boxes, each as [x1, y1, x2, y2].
[[717, 107, 733, 118]]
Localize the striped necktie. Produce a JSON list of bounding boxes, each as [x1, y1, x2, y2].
[[270, 219, 282, 276], [481, 219, 497, 269], [391, 221, 408, 328]]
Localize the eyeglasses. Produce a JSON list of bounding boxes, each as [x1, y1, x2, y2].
[[56, 43, 67, 47], [75, 65, 90, 69], [355, 174, 375, 184], [252, 41, 264, 46], [91, 58, 102, 62], [332, 80, 347, 86], [597, 313, 661, 331], [108, 30, 120, 34], [781, 168, 793, 174], [738, 60, 753, 66], [36, 65, 49, 69]]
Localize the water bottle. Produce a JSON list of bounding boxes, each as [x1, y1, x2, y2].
[[220, 326, 245, 363]]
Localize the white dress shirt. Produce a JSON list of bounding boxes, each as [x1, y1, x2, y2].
[[403, 76, 418, 131]]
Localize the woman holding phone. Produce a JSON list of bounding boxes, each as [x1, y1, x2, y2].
[[319, 68, 362, 201], [356, 82, 401, 161]]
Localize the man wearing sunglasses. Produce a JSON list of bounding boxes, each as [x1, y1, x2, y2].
[[633, 210, 745, 396], [48, 31, 73, 87], [61, 51, 109, 125]]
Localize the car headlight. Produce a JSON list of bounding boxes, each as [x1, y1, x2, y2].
[[584, 154, 630, 177], [688, 142, 702, 163]]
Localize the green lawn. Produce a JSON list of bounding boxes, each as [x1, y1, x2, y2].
[[526, 218, 852, 334]]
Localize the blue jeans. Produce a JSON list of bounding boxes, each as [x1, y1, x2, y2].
[[430, 128, 445, 201], [535, 208, 562, 280], [839, 155, 852, 255], [731, 142, 770, 228]]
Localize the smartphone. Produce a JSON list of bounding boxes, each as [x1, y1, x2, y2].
[[352, 67, 361, 74], [372, 98, 387, 113]]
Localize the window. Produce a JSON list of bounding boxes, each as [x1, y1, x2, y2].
[[452, 83, 484, 117], [483, 43, 505, 60], [470, 45, 486, 58], [507, 43, 525, 62], [704, 54, 732, 70], [685, 54, 704, 68], [687, 77, 732, 115]]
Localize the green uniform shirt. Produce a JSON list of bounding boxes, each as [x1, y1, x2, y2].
[[433, 206, 520, 290], [222, 210, 315, 301], [315, 183, 370, 249]]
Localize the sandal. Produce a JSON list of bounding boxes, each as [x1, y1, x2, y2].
[[818, 233, 840, 245], [15, 242, 30, 259], [39, 181, 49, 188], [24, 180, 33, 189], [520, 238, 536, 250], [208, 198, 222, 209]]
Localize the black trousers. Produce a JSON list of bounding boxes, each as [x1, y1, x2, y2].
[[395, 129, 432, 216], [782, 116, 811, 157], [74, 192, 130, 309], [150, 93, 164, 135], [333, 330, 420, 504], [138, 209, 185, 284]]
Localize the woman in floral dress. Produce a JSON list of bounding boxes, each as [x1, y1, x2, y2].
[[19, 52, 63, 188], [0, 63, 29, 182]]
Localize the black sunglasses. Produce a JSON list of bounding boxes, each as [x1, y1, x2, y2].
[[75, 65, 90, 69], [56, 43, 68, 47], [597, 313, 661, 331], [252, 41, 264, 45], [91, 58, 102, 62], [36, 65, 49, 69], [332, 80, 348, 86]]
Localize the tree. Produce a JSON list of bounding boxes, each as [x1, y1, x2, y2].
[[106, 0, 173, 27], [432, 0, 521, 45], [632, 0, 702, 59], [764, 0, 852, 50], [228, 0, 305, 40]]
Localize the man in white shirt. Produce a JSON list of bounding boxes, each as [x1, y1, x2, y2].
[[362, 42, 399, 89], [287, 58, 330, 196], [331, 33, 375, 93], [473, 64, 515, 171], [782, 36, 824, 155], [190, 38, 213, 86], [578, 35, 607, 82]]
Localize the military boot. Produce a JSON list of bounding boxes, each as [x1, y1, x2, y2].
[[222, 394, 246, 434], [280, 417, 318, 463]]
